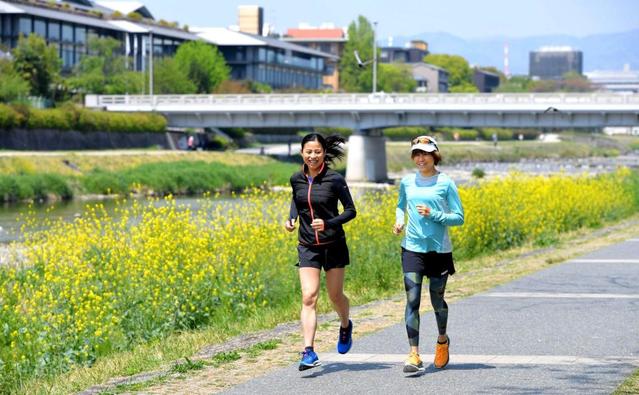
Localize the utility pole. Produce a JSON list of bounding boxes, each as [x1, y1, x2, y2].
[[372, 21, 377, 93]]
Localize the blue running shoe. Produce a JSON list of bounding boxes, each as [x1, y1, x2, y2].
[[298, 349, 321, 371], [337, 319, 353, 354]]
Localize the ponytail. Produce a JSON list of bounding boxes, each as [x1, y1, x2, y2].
[[300, 133, 346, 165]]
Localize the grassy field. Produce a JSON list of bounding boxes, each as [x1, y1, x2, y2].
[[0, 151, 286, 176]]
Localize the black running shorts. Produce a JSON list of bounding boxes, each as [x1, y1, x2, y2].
[[401, 247, 455, 278], [297, 239, 350, 271]]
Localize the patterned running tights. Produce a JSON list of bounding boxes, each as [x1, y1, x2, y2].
[[404, 272, 449, 347]]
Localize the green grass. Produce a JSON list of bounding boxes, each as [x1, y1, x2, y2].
[[0, 159, 298, 202], [171, 357, 206, 374], [211, 351, 242, 366], [81, 160, 297, 195], [614, 368, 639, 395]]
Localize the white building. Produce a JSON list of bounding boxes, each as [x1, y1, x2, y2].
[[585, 65, 639, 93]]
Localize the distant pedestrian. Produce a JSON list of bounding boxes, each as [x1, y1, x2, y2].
[[492, 132, 498, 147], [393, 135, 464, 374], [187, 135, 195, 150], [285, 133, 357, 371]]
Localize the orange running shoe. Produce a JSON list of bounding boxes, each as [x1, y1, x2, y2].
[[434, 336, 450, 369]]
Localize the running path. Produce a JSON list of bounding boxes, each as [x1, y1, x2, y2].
[[223, 238, 639, 394]]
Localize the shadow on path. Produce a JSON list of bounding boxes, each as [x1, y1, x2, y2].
[[300, 362, 496, 379], [300, 362, 394, 378]]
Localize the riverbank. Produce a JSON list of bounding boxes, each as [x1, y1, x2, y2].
[[0, 151, 299, 203], [2, 132, 637, 203]]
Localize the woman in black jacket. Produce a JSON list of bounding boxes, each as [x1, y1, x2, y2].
[[285, 133, 357, 371]]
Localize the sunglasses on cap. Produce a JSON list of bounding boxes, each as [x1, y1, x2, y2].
[[411, 136, 438, 148]]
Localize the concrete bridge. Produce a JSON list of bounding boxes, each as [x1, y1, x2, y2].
[[85, 93, 639, 182]]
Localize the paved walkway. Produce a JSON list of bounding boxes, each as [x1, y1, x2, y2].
[[223, 238, 639, 394]]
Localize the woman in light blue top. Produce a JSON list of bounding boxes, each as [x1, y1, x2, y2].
[[393, 135, 464, 374]]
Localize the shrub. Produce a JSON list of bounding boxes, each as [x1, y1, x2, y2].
[[0, 104, 19, 129], [26, 108, 73, 130], [384, 126, 429, 141], [471, 167, 486, 178], [0, 173, 72, 202], [437, 128, 480, 141], [76, 110, 166, 133]]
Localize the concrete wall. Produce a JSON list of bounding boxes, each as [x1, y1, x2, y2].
[[0, 129, 178, 150]]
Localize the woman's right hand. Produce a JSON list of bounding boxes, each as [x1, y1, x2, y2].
[[284, 218, 296, 232], [392, 223, 404, 235], [416, 204, 431, 217]]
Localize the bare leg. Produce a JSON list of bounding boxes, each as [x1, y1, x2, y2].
[[325, 267, 350, 327], [299, 267, 321, 348]]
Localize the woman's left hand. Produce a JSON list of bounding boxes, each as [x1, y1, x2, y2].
[[311, 218, 325, 232]]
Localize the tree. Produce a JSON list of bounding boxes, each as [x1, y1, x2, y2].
[[174, 40, 229, 93], [153, 57, 197, 94], [495, 75, 533, 93], [0, 59, 30, 102], [339, 16, 375, 92], [424, 53, 478, 92], [528, 73, 594, 93], [377, 64, 416, 92], [12, 34, 61, 98], [560, 72, 594, 92], [67, 37, 143, 94]]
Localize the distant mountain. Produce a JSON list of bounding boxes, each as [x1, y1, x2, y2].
[[390, 29, 639, 75]]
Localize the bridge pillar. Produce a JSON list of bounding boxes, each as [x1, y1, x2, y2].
[[345, 129, 388, 183]]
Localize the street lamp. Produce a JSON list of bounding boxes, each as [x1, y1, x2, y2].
[[372, 21, 377, 94]]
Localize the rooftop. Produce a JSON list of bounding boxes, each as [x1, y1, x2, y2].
[[285, 28, 345, 40], [194, 27, 337, 59], [0, 0, 191, 36], [536, 46, 580, 53]]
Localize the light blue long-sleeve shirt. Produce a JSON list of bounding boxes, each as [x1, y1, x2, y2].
[[395, 171, 464, 253]]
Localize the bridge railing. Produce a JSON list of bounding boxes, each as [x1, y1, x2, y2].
[[87, 93, 639, 108]]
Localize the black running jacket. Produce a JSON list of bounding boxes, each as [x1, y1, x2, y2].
[[289, 164, 357, 246]]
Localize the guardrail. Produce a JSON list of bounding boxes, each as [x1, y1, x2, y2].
[[86, 93, 639, 108]]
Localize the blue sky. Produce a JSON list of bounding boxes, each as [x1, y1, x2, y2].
[[146, 0, 639, 39]]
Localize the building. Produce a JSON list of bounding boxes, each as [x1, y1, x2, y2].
[[473, 68, 500, 92], [380, 40, 428, 64], [195, 27, 335, 90], [585, 65, 639, 93], [283, 24, 346, 91], [381, 40, 439, 93], [529, 46, 583, 80], [237, 5, 262, 36], [0, 1, 334, 91], [411, 63, 448, 93], [0, 0, 197, 71]]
